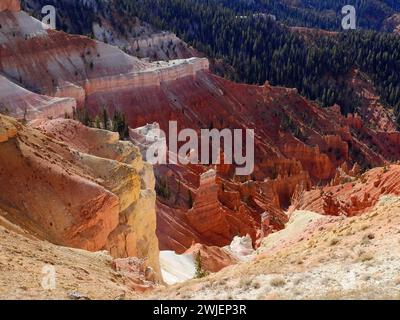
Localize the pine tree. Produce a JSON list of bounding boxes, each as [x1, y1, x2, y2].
[[188, 190, 194, 209], [194, 251, 208, 279], [102, 107, 109, 130]]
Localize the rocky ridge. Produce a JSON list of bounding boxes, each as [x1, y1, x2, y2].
[[0, 7, 207, 117], [21, 0, 198, 61]]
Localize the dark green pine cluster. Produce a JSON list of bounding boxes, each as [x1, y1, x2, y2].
[[117, 0, 400, 125]]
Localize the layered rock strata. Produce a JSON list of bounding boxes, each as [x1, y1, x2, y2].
[[290, 164, 400, 217], [0, 115, 161, 280]]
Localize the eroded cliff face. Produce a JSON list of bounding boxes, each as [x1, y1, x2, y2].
[[2, 3, 400, 256], [0, 9, 208, 116], [0, 115, 161, 280], [120, 70, 400, 251], [290, 164, 400, 217], [187, 170, 232, 246]]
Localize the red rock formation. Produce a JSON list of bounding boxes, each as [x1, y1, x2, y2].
[[185, 243, 238, 273], [120, 70, 400, 251], [0, 115, 162, 280], [0, 9, 208, 112], [187, 169, 231, 245], [282, 143, 336, 180], [3, 5, 400, 255], [290, 164, 400, 217], [0, 115, 119, 251], [0, 0, 20, 12]]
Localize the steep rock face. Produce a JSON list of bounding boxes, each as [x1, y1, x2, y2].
[[0, 9, 148, 107], [31, 118, 161, 277], [187, 170, 231, 245], [256, 159, 311, 210], [0, 115, 119, 251], [84, 58, 209, 96], [282, 144, 337, 180], [31, 119, 146, 175], [123, 70, 400, 251], [157, 202, 205, 253], [0, 115, 161, 279], [0, 0, 20, 12]]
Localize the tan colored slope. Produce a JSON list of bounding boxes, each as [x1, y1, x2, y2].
[[147, 196, 400, 300], [0, 218, 143, 300], [0, 75, 76, 120]]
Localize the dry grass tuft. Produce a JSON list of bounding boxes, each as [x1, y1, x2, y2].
[[270, 276, 286, 287]]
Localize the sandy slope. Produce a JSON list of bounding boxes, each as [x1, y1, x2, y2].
[[147, 196, 400, 300], [2, 194, 400, 300], [0, 214, 139, 300]]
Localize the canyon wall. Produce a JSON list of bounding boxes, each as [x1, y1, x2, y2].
[[2, 4, 400, 256], [122, 67, 400, 251], [0, 8, 209, 113], [0, 115, 161, 280], [290, 164, 400, 217], [84, 58, 210, 96]]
